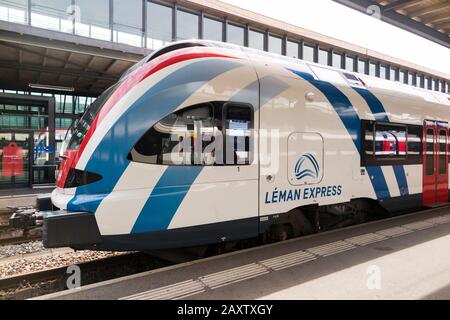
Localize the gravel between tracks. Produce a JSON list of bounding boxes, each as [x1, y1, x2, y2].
[[0, 241, 46, 259], [0, 247, 128, 278]]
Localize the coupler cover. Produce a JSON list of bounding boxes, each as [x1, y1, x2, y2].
[[42, 210, 102, 248]]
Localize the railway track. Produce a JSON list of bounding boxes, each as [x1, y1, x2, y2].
[[2, 205, 449, 300], [0, 252, 173, 300], [0, 207, 42, 246], [0, 225, 42, 246]]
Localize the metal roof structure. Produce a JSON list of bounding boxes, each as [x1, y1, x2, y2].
[[333, 0, 450, 49], [0, 21, 147, 96]]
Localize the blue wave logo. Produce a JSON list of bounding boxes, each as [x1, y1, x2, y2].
[[295, 153, 319, 181]]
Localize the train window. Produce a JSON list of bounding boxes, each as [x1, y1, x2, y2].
[[128, 102, 253, 166], [407, 125, 422, 158], [374, 123, 406, 158], [426, 129, 435, 176], [439, 130, 447, 175], [224, 103, 253, 165], [361, 120, 422, 166]]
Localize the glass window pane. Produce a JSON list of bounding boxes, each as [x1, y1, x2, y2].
[[390, 67, 396, 81], [249, 30, 264, 51], [318, 49, 328, 65], [203, 17, 222, 41], [374, 124, 406, 158], [417, 75, 423, 88], [177, 10, 199, 41], [113, 0, 143, 47], [399, 70, 406, 83], [31, 0, 72, 33], [380, 65, 387, 79], [369, 62, 376, 76], [227, 24, 244, 46], [147, 2, 172, 50], [332, 53, 341, 68], [74, 0, 110, 40], [434, 79, 439, 91], [408, 72, 413, 85], [303, 44, 314, 62], [287, 41, 299, 59], [268, 35, 282, 55], [0, 0, 28, 24], [407, 126, 422, 156], [345, 56, 355, 72]]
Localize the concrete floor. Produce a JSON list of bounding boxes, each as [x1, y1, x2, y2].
[[36, 206, 450, 300], [0, 187, 53, 209]]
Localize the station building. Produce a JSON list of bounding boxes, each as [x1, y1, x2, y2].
[[0, 0, 448, 188]]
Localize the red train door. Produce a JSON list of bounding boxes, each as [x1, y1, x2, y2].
[[423, 121, 449, 206], [436, 123, 449, 204]]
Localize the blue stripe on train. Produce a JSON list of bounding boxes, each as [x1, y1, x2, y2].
[[288, 69, 361, 152], [131, 75, 289, 234], [393, 165, 410, 196], [131, 166, 203, 233], [351, 86, 390, 123], [67, 59, 244, 213], [287, 69, 399, 201], [366, 166, 391, 199], [352, 85, 411, 197]]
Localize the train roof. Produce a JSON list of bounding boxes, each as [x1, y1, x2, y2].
[[123, 40, 449, 106]]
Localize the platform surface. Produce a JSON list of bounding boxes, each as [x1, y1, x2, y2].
[[37, 206, 450, 300]]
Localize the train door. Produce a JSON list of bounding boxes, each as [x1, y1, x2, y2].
[[423, 121, 449, 206]]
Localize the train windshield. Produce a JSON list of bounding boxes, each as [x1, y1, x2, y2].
[[60, 84, 118, 155]]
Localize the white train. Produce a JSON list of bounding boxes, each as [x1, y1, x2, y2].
[[44, 40, 450, 251]]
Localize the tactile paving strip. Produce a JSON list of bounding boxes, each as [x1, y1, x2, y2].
[[259, 250, 316, 271], [344, 233, 388, 246], [120, 279, 205, 300], [199, 263, 269, 289], [307, 240, 356, 257]]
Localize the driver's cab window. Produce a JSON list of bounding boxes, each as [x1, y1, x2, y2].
[[128, 101, 253, 166]]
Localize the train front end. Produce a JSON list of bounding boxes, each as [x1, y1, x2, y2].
[[41, 42, 253, 251]]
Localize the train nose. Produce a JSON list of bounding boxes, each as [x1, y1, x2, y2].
[[56, 150, 102, 189]]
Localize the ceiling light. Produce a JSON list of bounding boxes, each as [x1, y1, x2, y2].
[[29, 83, 75, 92]]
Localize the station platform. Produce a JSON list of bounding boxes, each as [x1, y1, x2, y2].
[[36, 205, 450, 300], [0, 187, 53, 210]]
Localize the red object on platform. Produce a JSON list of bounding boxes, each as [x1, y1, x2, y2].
[[2, 142, 23, 177]]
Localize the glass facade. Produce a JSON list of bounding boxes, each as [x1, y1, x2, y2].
[[332, 52, 341, 68], [357, 59, 366, 74], [318, 49, 328, 65], [268, 35, 282, 55], [390, 67, 397, 81], [380, 65, 387, 79], [75, 0, 110, 40], [345, 56, 355, 72], [227, 24, 244, 46], [249, 30, 264, 51], [177, 10, 199, 41], [399, 70, 406, 83], [203, 17, 223, 42], [0, 89, 96, 187], [0, 0, 28, 24], [31, 0, 72, 33], [147, 1, 172, 50], [303, 44, 315, 62], [0, 0, 445, 95], [369, 62, 376, 76], [287, 41, 299, 59], [113, 0, 143, 47]]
